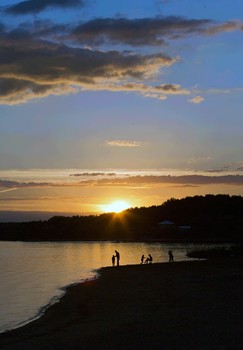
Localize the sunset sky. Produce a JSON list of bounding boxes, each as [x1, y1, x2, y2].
[[0, 0, 243, 220]]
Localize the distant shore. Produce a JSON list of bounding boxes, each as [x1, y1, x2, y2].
[[1, 259, 243, 350]]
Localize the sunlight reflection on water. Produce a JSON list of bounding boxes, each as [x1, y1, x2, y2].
[[0, 240, 229, 333]]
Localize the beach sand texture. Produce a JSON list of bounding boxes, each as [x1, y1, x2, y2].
[[0, 259, 242, 350]]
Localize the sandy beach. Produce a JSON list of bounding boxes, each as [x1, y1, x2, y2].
[[0, 259, 242, 350]]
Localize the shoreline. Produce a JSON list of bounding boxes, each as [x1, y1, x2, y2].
[[0, 274, 100, 335], [1, 259, 243, 349]]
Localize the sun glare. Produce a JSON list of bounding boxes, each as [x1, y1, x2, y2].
[[101, 200, 131, 213]]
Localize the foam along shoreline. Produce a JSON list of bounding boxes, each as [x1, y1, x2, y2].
[[0, 259, 243, 350]]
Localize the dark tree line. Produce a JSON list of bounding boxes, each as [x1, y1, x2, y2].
[[0, 194, 243, 242]]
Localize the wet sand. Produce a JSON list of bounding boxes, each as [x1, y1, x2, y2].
[[1, 259, 243, 350]]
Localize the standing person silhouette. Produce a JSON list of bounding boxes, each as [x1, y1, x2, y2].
[[112, 255, 115, 267], [115, 250, 120, 266], [168, 250, 174, 262], [141, 254, 145, 264]]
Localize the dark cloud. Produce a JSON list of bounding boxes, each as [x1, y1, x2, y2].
[[0, 24, 177, 104], [206, 167, 230, 173], [0, 14, 242, 104], [70, 16, 243, 47], [5, 0, 85, 15], [0, 180, 49, 188], [71, 16, 212, 46], [2, 174, 243, 189], [78, 175, 243, 187]]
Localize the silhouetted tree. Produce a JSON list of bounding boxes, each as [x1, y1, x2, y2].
[[0, 195, 242, 242]]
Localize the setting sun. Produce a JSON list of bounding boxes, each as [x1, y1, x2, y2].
[[101, 200, 131, 213]]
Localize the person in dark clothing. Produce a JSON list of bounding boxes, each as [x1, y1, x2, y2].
[[141, 254, 145, 264], [112, 255, 115, 266], [115, 250, 120, 266], [168, 250, 174, 262], [144, 254, 153, 264]]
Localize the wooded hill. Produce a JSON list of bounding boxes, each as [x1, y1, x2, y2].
[[0, 194, 243, 242]]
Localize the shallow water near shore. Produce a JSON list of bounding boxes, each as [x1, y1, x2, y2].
[[0, 240, 230, 333]]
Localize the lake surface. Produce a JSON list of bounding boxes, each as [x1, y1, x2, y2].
[[0, 241, 228, 333]]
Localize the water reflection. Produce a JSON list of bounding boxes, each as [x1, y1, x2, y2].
[[0, 241, 230, 333]]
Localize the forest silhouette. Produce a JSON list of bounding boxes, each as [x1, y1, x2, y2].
[[0, 194, 243, 243]]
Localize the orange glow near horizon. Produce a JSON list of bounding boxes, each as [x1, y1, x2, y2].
[[100, 200, 131, 213], [2, 182, 243, 217]]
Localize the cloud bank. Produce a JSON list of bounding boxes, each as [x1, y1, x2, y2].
[[1, 175, 243, 189], [0, 24, 176, 104], [0, 12, 242, 104]]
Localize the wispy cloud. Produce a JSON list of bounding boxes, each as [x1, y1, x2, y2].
[[204, 20, 243, 35], [187, 156, 212, 165], [69, 172, 117, 176], [189, 96, 204, 104], [4, 0, 85, 15], [0, 187, 18, 193], [105, 140, 144, 147], [89, 82, 189, 101], [203, 161, 243, 173], [193, 87, 243, 95]]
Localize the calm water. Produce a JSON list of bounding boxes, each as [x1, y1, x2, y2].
[[0, 241, 228, 333]]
